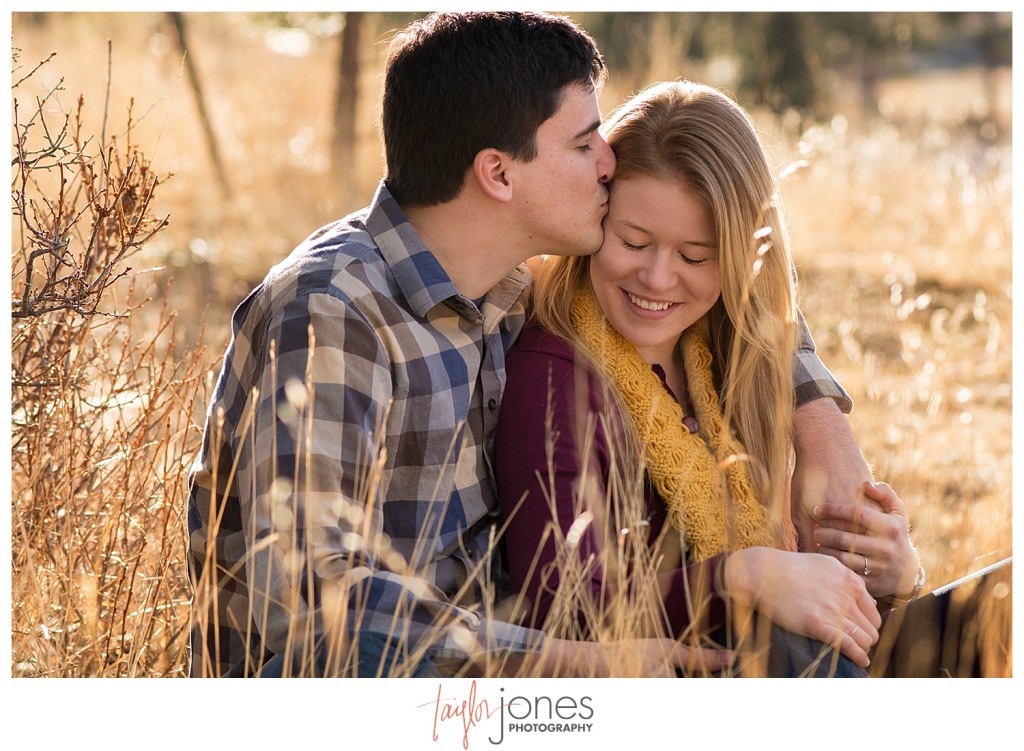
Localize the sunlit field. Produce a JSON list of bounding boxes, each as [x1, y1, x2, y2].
[[10, 12, 1011, 678]]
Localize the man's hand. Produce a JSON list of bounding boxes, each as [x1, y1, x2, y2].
[[812, 481, 922, 600], [791, 397, 875, 551]]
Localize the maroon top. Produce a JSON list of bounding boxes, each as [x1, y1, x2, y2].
[[495, 319, 729, 638]]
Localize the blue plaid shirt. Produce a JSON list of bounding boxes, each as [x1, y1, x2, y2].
[[187, 181, 850, 677]]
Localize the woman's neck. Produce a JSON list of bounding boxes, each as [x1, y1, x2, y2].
[[662, 347, 687, 406]]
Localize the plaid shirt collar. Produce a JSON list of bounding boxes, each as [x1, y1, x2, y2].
[[366, 180, 531, 330], [366, 181, 463, 317]]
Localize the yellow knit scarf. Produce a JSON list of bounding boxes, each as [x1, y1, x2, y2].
[[570, 290, 779, 561]]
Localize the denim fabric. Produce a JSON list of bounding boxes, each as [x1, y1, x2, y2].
[[762, 623, 867, 677], [706, 622, 867, 678]]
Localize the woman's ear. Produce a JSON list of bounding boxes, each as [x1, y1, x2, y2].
[[471, 148, 514, 203]]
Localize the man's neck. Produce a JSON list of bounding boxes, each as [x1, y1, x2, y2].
[[403, 200, 523, 300]]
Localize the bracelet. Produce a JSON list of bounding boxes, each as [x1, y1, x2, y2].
[[881, 563, 927, 609]]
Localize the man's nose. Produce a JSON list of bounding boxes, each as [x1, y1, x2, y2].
[[596, 135, 615, 183]]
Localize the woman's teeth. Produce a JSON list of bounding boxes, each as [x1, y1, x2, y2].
[[627, 292, 672, 311]]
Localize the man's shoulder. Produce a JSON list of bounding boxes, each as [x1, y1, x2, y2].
[[261, 209, 395, 305], [281, 210, 378, 276], [302, 210, 374, 252]]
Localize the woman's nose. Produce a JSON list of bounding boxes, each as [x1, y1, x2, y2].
[[637, 252, 677, 292]]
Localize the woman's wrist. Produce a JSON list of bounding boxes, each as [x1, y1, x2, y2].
[[721, 547, 764, 608]]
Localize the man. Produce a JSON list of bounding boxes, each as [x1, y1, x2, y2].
[[187, 11, 881, 678]]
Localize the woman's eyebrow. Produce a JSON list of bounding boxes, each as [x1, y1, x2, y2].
[[616, 218, 717, 248], [617, 218, 653, 235]]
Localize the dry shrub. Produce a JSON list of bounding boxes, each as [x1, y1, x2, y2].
[[11, 49, 207, 677]]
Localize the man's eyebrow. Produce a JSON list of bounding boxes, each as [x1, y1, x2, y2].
[[572, 119, 602, 141]]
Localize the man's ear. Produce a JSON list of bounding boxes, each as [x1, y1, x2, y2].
[[472, 148, 514, 203]]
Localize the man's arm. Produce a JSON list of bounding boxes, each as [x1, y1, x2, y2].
[[788, 315, 922, 602], [792, 397, 873, 551], [790, 313, 873, 551]]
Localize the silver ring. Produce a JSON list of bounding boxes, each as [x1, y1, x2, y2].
[[849, 624, 860, 638], [862, 554, 871, 577]]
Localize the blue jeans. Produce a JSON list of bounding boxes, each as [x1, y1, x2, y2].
[[761, 623, 867, 677], [257, 631, 442, 678], [707, 622, 867, 678]]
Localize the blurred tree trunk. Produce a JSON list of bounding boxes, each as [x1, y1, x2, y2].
[[758, 13, 817, 113], [978, 12, 1007, 132], [777, 14, 816, 110], [331, 12, 364, 207], [167, 12, 232, 200]]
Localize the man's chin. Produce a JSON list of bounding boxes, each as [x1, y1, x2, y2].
[[561, 234, 604, 257]]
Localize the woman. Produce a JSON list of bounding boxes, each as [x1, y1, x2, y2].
[[494, 81, 922, 676]]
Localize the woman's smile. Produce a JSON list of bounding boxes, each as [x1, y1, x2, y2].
[[623, 289, 677, 314]]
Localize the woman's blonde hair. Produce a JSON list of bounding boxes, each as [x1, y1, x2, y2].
[[532, 80, 798, 541]]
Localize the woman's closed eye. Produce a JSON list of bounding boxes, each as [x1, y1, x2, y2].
[[621, 238, 649, 251], [620, 237, 710, 266]]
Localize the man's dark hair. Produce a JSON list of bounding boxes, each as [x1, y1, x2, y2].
[[382, 11, 606, 207]]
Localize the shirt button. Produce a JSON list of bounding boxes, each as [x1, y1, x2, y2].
[[488, 398, 497, 411]]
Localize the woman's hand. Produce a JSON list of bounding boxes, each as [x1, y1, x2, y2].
[[811, 480, 921, 600], [723, 547, 881, 668]]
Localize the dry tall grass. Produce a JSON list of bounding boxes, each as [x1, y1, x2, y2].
[[9, 12, 1011, 678]]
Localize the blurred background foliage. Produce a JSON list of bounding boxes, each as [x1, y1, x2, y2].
[[12, 11, 1010, 335]]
